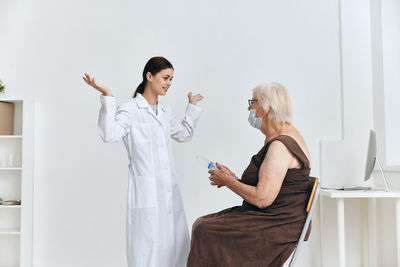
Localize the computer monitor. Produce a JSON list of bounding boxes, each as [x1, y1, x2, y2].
[[320, 129, 388, 191], [364, 129, 389, 191], [364, 129, 377, 182]]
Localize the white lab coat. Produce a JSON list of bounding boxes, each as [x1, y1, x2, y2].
[[98, 93, 202, 267]]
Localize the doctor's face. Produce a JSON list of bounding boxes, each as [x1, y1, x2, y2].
[[147, 68, 174, 96]]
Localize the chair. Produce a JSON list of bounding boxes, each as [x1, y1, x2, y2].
[[286, 177, 320, 267]]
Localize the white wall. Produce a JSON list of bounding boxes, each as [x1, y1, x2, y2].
[[381, 0, 400, 166], [0, 0, 397, 266], [371, 0, 400, 169]]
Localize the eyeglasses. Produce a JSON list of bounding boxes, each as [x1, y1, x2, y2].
[[248, 99, 257, 106]]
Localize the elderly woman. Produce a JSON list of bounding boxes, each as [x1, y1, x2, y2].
[[187, 82, 314, 267]]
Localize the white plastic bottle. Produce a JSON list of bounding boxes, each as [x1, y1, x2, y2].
[[196, 155, 217, 170]]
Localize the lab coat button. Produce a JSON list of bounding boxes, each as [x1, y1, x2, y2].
[[168, 211, 172, 215], [168, 188, 171, 193]]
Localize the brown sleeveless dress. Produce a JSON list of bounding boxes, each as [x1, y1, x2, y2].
[[187, 135, 314, 267]]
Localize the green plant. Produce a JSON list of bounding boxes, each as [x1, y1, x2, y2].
[[0, 80, 5, 94]]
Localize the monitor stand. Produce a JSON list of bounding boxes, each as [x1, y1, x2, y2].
[[376, 157, 389, 192]]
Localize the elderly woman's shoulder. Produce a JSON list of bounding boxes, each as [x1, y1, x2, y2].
[[269, 133, 310, 155], [266, 138, 292, 154], [275, 133, 311, 165]]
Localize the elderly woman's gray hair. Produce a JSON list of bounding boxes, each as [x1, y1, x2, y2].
[[252, 82, 293, 124]]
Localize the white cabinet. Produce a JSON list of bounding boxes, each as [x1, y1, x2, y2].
[[0, 99, 34, 267]]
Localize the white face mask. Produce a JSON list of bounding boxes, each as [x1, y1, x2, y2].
[[248, 109, 262, 129]]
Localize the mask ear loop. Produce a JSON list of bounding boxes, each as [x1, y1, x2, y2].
[[255, 105, 268, 119]]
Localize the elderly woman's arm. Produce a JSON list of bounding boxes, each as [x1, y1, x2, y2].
[[209, 141, 294, 209]]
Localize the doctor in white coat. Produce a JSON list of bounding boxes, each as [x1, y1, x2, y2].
[[83, 56, 203, 267]]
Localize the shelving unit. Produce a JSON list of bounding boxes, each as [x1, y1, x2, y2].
[[0, 205, 21, 209], [0, 229, 21, 235], [0, 99, 34, 267]]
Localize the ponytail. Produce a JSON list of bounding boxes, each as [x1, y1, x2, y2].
[[133, 81, 145, 97], [132, 56, 174, 98]]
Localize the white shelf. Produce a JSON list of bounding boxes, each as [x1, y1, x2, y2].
[[0, 205, 21, 209], [0, 99, 33, 266], [0, 229, 20, 235], [0, 168, 22, 171], [0, 135, 22, 139]]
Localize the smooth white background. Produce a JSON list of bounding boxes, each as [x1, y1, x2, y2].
[[382, 0, 400, 166], [0, 0, 398, 266]]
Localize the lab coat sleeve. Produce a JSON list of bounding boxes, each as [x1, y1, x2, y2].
[[170, 103, 202, 143], [98, 95, 133, 143]]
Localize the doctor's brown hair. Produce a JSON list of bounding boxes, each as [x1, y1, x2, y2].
[[133, 56, 174, 97]]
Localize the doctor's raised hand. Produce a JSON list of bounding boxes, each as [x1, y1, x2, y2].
[[82, 73, 112, 96], [188, 92, 204, 105]]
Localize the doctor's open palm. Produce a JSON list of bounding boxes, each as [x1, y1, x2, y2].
[[83, 73, 112, 96], [188, 92, 204, 105]]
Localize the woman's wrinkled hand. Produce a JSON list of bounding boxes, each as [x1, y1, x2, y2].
[[188, 92, 204, 105], [208, 163, 237, 188], [83, 73, 112, 96]]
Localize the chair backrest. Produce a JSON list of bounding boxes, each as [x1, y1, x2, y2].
[[288, 177, 320, 267]]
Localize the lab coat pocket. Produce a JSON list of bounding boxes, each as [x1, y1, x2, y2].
[[132, 176, 157, 208], [132, 122, 151, 143], [132, 141, 153, 176]]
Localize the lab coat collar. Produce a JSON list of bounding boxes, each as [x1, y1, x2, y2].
[[135, 93, 167, 124], [135, 93, 167, 111]]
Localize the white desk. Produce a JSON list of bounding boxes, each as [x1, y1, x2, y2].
[[321, 189, 400, 267]]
